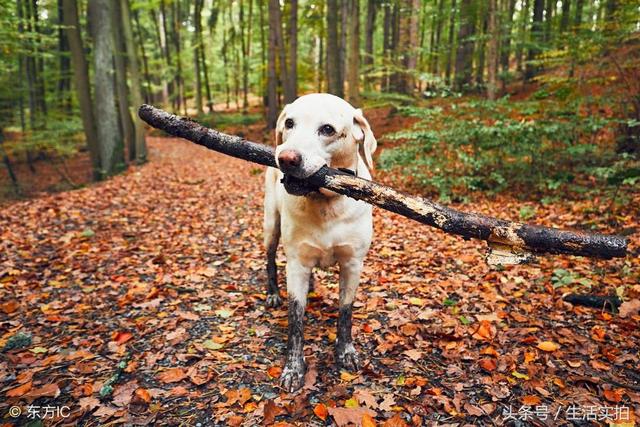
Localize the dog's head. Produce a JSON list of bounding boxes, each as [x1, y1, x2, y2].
[[274, 93, 377, 179]]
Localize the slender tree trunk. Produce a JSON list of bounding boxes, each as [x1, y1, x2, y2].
[[271, 0, 287, 104], [574, 0, 584, 26], [89, 0, 124, 177], [31, 0, 47, 119], [560, 0, 571, 33], [445, 0, 457, 85], [454, 0, 476, 91], [286, 0, 298, 103], [327, 0, 343, 97], [62, 0, 100, 177], [121, 0, 147, 163], [193, 0, 204, 115], [526, 0, 545, 80], [516, 0, 529, 73], [171, 2, 185, 115], [1, 130, 20, 192], [159, 2, 171, 107], [431, 0, 445, 75], [500, 0, 516, 73], [487, 0, 499, 100], [346, 0, 360, 103], [57, 0, 72, 112], [339, 0, 348, 90], [475, 5, 487, 85], [544, 0, 555, 44], [240, 0, 253, 110], [133, 10, 152, 103], [397, 0, 420, 94], [111, 0, 136, 162], [267, 0, 280, 128], [199, 14, 214, 113], [364, 0, 377, 89], [259, 0, 267, 105]]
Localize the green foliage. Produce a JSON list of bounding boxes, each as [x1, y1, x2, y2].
[[196, 112, 262, 130], [379, 94, 630, 199]]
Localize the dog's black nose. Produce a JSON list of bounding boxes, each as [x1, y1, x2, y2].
[[277, 149, 302, 172]]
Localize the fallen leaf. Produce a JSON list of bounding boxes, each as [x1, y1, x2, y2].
[[362, 413, 377, 427], [340, 371, 358, 382], [264, 399, 286, 424], [403, 349, 422, 361], [26, 383, 60, 399], [522, 395, 541, 405], [6, 381, 32, 397], [619, 299, 640, 318], [603, 388, 625, 403], [135, 388, 152, 403], [313, 403, 329, 421], [537, 341, 560, 352], [328, 407, 377, 427], [354, 389, 378, 409], [112, 331, 133, 345], [479, 358, 497, 372], [157, 367, 187, 383], [267, 366, 282, 378], [382, 413, 408, 426]]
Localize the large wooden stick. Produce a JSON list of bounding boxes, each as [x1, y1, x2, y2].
[[138, 104, 627, 261]]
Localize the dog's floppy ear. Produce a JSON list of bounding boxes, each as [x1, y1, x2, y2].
[[275, 105, 289, 146], [353, 109, 377, 170]]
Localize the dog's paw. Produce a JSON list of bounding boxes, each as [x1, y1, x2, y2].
[[265, 293, 282, 308], [336, 342, 360, 372], [280, 359, 306, 392]]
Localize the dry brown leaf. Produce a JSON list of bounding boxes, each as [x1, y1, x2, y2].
[[6, 381, 32, 397], [619, 299, 640, 318], [157, 367, 187, 383], [328, 407, 377, 427], [26, 383, 60, 399], [537, 341, 560, 352]]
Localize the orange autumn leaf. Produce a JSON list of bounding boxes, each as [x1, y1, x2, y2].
[[362, 413, 377, 427], [157, 367, 187, 383], [603, 388, 625, 403], [479, 358, 497, 372], [522, 395, 541, 405], [472, 320, 495, 341], [537, 341, 560, 352], [135, 388, 151, 403], [314, 403, 329, 421], [112, 331, 133, 345], [383, 413, 408, 427], [1, 300, 19, 314], [267, 366, 282, 378], [6, 381, 32, 397]]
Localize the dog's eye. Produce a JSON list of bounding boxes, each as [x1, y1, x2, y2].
[[318, 124, 336, 137], [284, 118, 294, 129]]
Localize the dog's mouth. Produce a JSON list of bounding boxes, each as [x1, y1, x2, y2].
[[281, 174, 319, 197]]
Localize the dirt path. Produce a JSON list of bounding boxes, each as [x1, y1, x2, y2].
[[1, 137, 638, 426]]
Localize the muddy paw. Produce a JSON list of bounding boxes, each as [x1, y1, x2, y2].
[[280, 359, 306, 392], [336, 343, 360, 372], [266, 293, 282, 308]]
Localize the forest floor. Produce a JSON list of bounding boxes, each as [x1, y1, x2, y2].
[[1, 116, 640, 426]]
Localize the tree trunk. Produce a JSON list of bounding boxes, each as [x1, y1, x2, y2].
[[158, 3, 171, 106], [271, 0, 287, 105], [193, 0, 204, 115], [500, 0, 516, 73], [111, 0, 136, 162], [62, 0, 100, 178], [525, 0, 545, 80], [544, 0, 555, 44], [267, 0, 280, 128], [399, 0, 420, 95], [431, 0, 445, 75], [139, 104, 628, 262], [454, 0, 476, 91], [364, 0, 377, 89], [574, 0, 584, 27], [171, 2, 185, 115], [199, 4, 214, 113], [89, 0, 124, 177], [475, 1, 487, 85], [559, 0, 571, 33], [487, 0, 499, 100], [339, 0, 348, 90], [346, 0, 360, 104], [445, 0, 457, 85], [57, 0, 72, 112], [326, 0, 343, 97], [286, 0, 298, 103], [259, 0, 267, 105], [516, 0, 529, 73], [133, 10, 152, 103], [121, 0, 147, 163]]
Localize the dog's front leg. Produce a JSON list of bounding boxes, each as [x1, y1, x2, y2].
[[280, 259, 310, 392], [336, 259, 362, 372]]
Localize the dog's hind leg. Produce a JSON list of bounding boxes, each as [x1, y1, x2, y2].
[[335, 259, 363, 372]]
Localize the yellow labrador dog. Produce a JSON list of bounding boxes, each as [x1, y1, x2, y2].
[[263, 93, 377, 392]]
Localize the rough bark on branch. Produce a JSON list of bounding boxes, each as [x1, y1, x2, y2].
[[138, 104, 628, 261]]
